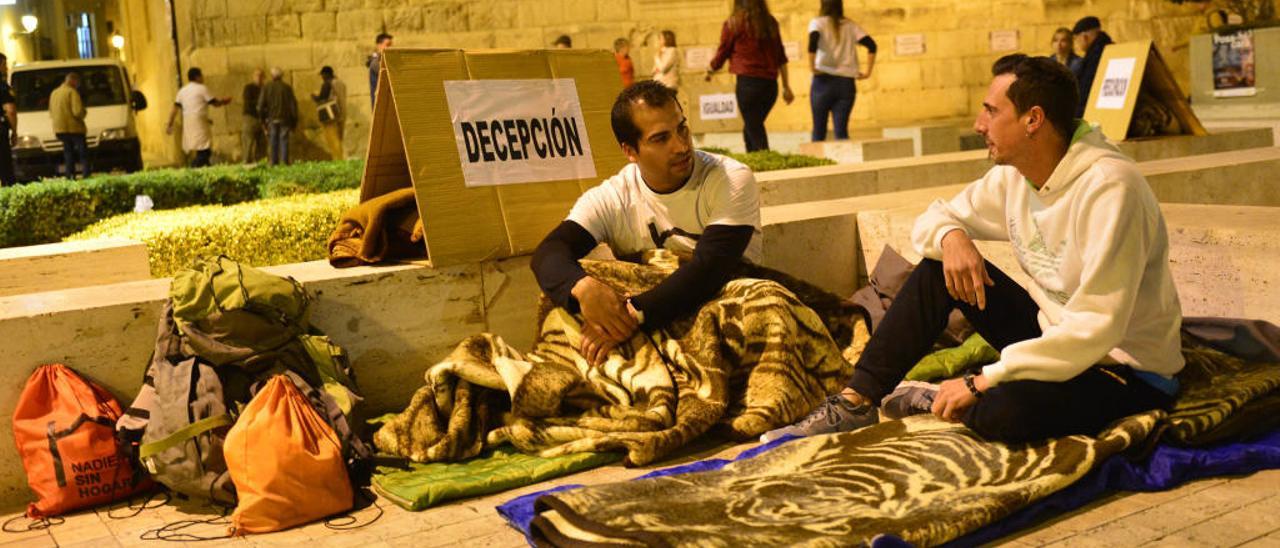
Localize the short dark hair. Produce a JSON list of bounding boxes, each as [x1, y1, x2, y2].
[[0, 53, 7, 63], [376, 32, 393, 44], [552, 34, 572, 48], [187, 67, 202, 82], [320, 65, 334, 77], [610, 80, 680, 149], [1072, 16, 1101, 34], [991, 54, 1078, 143]]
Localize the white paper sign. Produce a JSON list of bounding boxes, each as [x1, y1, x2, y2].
[[699, 93, 738, 120], [784, 41, 801, 62], [1094, 57, 1136, 110], [989, 30, 1019, 52], [443, 79, 596, 187], [685, 47, 714, 70], [894, 34, 926, 56]]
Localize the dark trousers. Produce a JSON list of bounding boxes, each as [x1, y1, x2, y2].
[[0, 128, 13, 185], [268, 122, 291, 166], [190, 148, 212, 168], [56, 133, 90, 179], [735, 75, 777, 152], [810, 74, 856, 141], [847, 258, 1173, 443]]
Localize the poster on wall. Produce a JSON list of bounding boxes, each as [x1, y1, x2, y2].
[[685, 47, 714, 70], [699, 93, 738, 120], [1212, 29, 1256, 97], [443, 78, 597, 188]]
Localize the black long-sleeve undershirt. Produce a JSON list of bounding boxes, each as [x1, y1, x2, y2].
[[530, 220, 756, 328]]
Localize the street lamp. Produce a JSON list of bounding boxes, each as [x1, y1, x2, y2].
[[110, 33, 124, 49], [20, 15, 37, 33]]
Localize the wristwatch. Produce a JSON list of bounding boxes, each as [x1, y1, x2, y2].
[[963, 371, 984, 399]]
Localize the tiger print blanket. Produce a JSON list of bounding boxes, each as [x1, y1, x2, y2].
[[373, 259, 860, 466], [530, 342, 1280, 546]]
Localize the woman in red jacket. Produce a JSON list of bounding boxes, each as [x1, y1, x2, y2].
[[707, 0, 794, 152]]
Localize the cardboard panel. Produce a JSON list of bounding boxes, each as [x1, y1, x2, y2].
[[686, 74, 744, 134], [1085, 41, 1207, 141], [360, 49, 626, 267]]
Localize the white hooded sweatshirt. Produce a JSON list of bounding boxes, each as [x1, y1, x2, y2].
[[911, 123, 1184, 387]]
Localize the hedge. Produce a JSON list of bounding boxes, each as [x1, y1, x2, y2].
[[701, 147, 835, 171], [69, 189, 359, 277], [0, 159, 363, 249]]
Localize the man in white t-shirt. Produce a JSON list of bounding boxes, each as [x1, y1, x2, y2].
[[531, 80, 762, 365], [166, 67, 232, 167]]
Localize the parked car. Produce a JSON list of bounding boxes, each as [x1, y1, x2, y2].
[[10, 58, 147, 181]]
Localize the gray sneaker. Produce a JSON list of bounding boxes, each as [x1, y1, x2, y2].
[[879, 381, 940, 420], [760, 394, 879, 443]]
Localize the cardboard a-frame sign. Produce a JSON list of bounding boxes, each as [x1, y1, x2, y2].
[[359, 49, 627, 268], [1084, 40, 1207, 141], [686, 73, 744, 134]]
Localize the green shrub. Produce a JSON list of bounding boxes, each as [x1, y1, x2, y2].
[[69, 189, 359, 277], [0, 160, 363, 249], [699, 147, 834, 171]]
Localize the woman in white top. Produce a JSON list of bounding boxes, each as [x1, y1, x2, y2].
[[652, 30, 681, 89], [807, 0, 876, 141]]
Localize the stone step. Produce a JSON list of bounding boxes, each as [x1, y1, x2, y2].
[[0, 238, 151, 298], [757, 129, 1274, 207], [882, 124, 962, 157], [797, 137, 915, 163]]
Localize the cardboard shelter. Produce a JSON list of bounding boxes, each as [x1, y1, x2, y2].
[[360, 49, 627, 268], [1084, 40, 1207, 141]]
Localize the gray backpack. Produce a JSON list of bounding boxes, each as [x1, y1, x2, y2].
[[117, 258, 369, 504]]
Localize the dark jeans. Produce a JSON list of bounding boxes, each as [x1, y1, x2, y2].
[[735, 75, 777, 152], [847, 258, 1173, 443], [268, 122, 290, 166], [810, 74, 856, 141], [56, 132, 90, 179], [190, 148, 212, 168], [0, 127, 13, 185]]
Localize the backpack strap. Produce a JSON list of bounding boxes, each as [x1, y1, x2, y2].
[[137, 414, 232, 461]]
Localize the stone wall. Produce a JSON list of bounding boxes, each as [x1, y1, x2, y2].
[[164, 0, 1213, 166]]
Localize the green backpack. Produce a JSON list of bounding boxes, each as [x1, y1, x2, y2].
[[117, 257, 369, 504]]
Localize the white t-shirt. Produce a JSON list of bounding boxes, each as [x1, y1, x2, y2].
[[174, 82, 215, 152], [567, 150, 762, 262], [808, 17, 868, 78]]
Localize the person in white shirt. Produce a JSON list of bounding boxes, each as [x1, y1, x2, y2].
[[765, 54, 1183, 444], [652, 30, 680, 90], [166, 67, 232, 167], [807, 0, 876, 141], [532, 80, 762, 366]]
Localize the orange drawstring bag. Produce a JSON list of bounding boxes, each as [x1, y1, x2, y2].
[[224, 374, 353, 534], [12, 364, 151, 518]]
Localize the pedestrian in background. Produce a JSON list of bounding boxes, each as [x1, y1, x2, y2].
[[708, 0, 794, 152], [368, 33, 393, 110], [312, 66, 347, 160], [0, 52, 16, 185], [257, 67, 297, 166], [807, 0, 876, 142], [167, 67, 232, 168], [553, 35, 573, 48], [652, 30, 680, 90], [50, 73, 90, 178], [1050, 28, 1082, 74], [1071, 16, 1113, 116], [241, 68, 266, 163], [614, 38, 635, 87]]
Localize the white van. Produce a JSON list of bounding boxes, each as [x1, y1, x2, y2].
[[10, 58, 147, 181]]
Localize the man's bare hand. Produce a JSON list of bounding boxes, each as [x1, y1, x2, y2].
[[580, 322, 621, 366], [941, 229, 994, 310], [572, 276, 637, 342], [931, 374, 987, 422]]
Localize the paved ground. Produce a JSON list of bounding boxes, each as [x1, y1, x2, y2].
[[3, 436, 1279, 548]]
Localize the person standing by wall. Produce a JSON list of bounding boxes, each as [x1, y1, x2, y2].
[[652, 30, 681, 90], [807, 0, 876, 142], [50, 73, 90, 178], [257, 67, 297, 166], [241, 68, 266, 164], [553, 35, 573, 49], [368, 33, 393, 110], [167, 67, 232, 168], [1050, 28, 1082, 74], [312, 66, 347, 160], [0, 53, 16, 186], [1071, 16, 1113, 117], [707, 0, 794, 152], [614, 38, 636, 87]]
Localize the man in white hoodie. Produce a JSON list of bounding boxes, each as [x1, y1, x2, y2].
[[764, 54, 1183, 443]]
